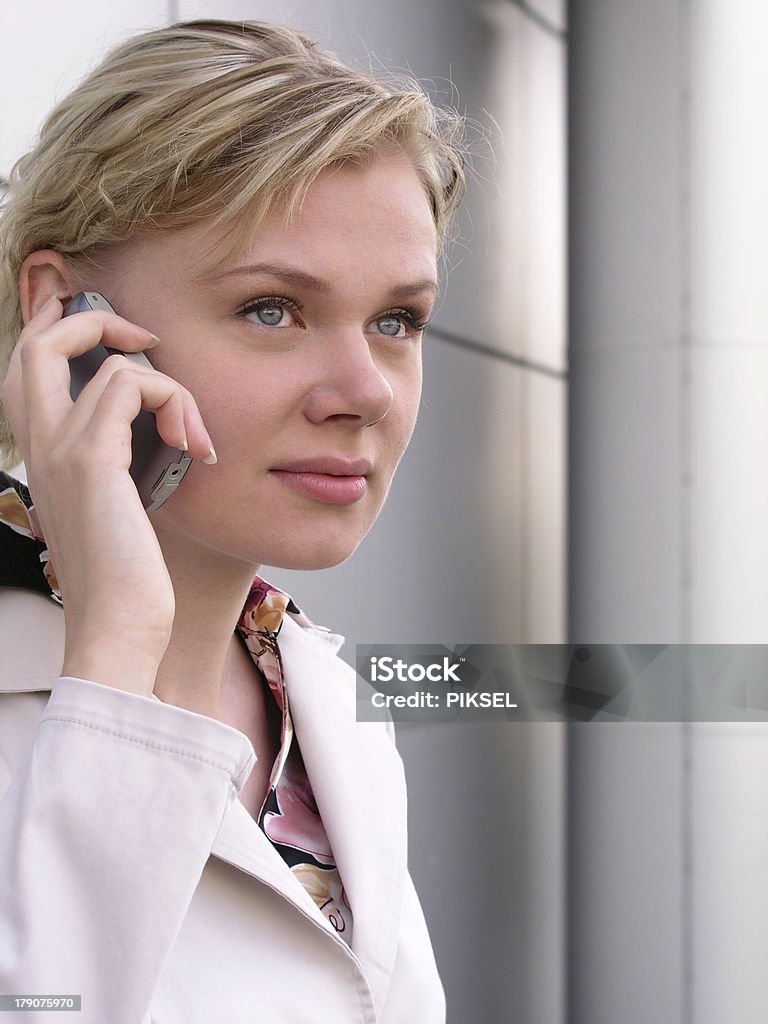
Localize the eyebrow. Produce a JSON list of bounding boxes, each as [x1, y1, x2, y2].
[[208, 262, 439, 298]]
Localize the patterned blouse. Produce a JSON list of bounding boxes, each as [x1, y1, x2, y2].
[[0, 472, 353, 943]]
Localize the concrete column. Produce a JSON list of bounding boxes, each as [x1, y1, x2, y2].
[[569, 2, 768, 1021]]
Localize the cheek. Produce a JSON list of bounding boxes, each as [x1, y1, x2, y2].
[[190, 362, 294, 445]]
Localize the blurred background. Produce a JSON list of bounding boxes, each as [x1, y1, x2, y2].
[[2, 1, 766, 1021]]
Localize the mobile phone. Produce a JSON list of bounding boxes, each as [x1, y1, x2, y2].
[[65, 292, 192, 511]]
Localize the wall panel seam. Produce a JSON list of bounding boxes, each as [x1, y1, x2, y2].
[[431, 326, 568, 380], [507, 0, 567, 40], [678, 3, 694, 1024]]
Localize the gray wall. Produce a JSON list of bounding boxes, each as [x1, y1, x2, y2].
[[569, 2, 768, 1022]]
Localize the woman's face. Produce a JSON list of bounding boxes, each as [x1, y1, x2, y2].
[[86, 150, 438, 571]]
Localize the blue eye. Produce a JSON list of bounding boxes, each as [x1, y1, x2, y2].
[[255, 304, 286, 326], [240, 296, 302, 328], [371, 309, 430, 340], [377, 315, 406, 337]]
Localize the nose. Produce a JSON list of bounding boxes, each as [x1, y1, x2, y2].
[[302, 330, 394, 427]]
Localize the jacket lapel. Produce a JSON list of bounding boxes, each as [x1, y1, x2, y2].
[[211, 796, 342, 931], [277, 614, 407, 1014]]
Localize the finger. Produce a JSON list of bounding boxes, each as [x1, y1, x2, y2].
[[17, 306, 160, 429], [156, 381, 215, 462], [21, 299, 157, 360], [70, 357, 213, 460], [25, 293, 71, 332], [1, 296, 70, 449]]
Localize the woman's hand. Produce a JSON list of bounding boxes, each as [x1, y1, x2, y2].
[[1, 295, 215, 696]]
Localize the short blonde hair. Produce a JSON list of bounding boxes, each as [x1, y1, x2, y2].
[[0, 19, 464, 466]]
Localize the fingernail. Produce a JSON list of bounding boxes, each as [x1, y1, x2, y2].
[[180, 435, 188, 452], [203, 446, 218, 465], [146, 333, 161, 348]]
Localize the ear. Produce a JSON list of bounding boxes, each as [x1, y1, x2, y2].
[[19, 251, 83, 324]]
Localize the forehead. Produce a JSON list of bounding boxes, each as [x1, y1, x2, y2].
[[200, 151, 438, 282]]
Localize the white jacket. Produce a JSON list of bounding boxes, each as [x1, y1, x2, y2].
[[0, 587, 445, 1023]]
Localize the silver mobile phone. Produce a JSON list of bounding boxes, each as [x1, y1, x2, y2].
[[65, 292, 192, 511]]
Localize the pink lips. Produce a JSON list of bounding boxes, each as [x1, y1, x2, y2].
[[270, 457, 372, 506]]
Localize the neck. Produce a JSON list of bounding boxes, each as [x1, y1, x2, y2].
[[151, 519, 260, 717]]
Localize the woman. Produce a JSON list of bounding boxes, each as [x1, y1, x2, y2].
[[0, 19, 463, 1024]]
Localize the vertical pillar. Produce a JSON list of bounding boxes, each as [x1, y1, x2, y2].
[[569, 2, 768, 1021]]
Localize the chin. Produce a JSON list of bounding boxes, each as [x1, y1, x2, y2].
[[251, 504, 380, 572], [263, 535, 366, 572], [260, 516, 376, 573]]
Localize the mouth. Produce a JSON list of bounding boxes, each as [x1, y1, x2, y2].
[[269, 456, 372, 506]]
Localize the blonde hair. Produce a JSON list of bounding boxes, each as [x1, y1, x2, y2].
[[0, 19, 464, 466]]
